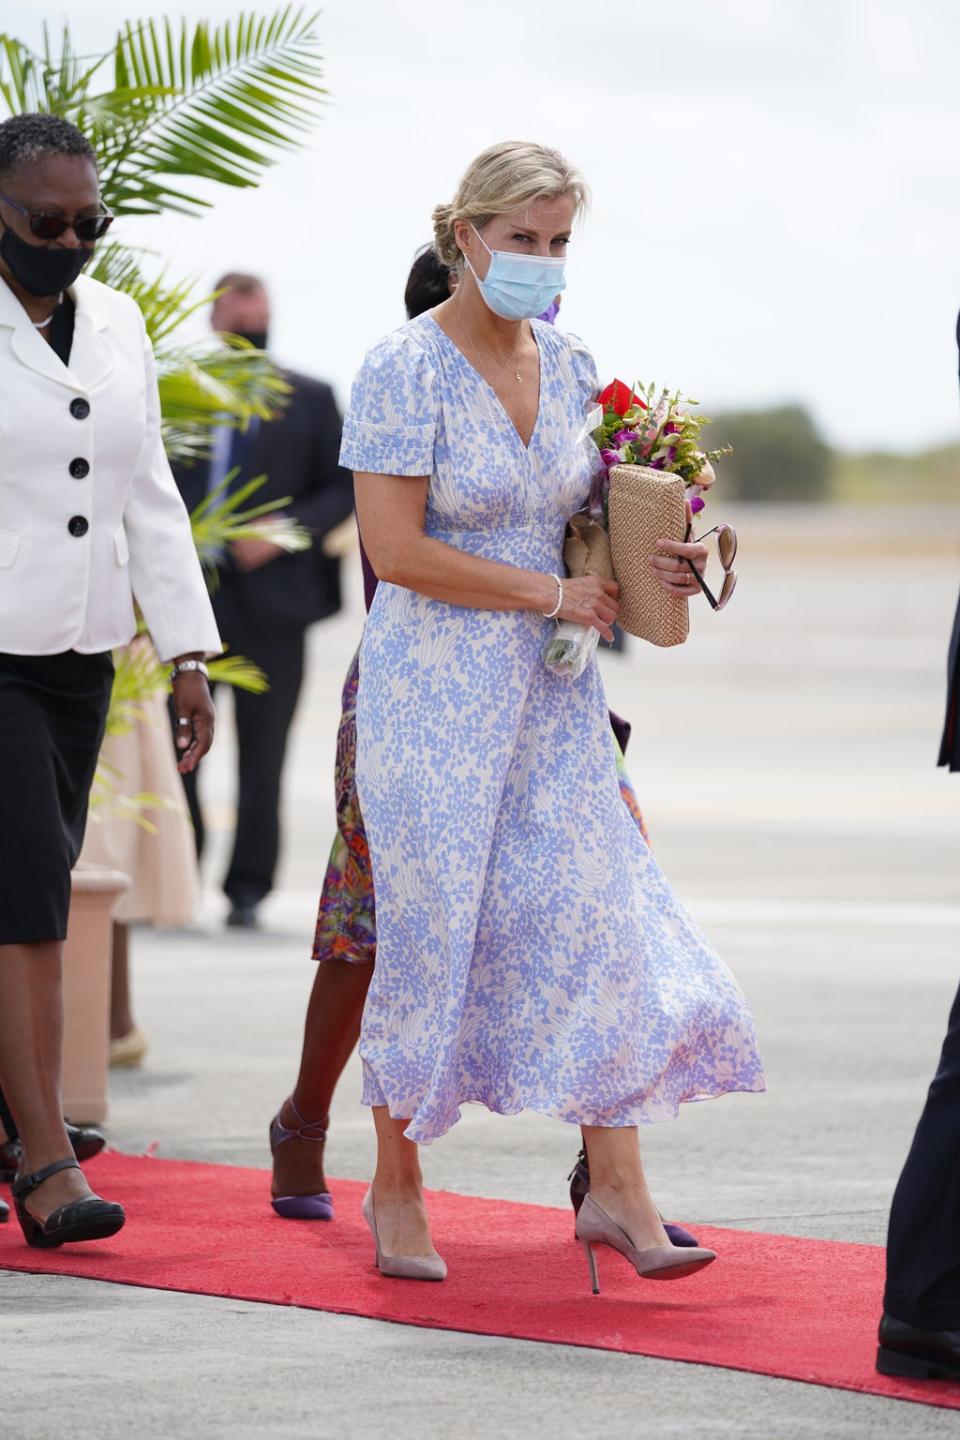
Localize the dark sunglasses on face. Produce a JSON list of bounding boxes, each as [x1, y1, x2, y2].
[[0, 192, 114, 243], [684, 522, 738, 611]]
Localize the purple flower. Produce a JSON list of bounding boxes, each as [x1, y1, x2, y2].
[[689, 495, 706, 514], [599, 448, 622, 467], [611, 429, 641, 448]]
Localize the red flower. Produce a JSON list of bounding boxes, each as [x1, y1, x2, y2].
[[598, 379, 647, 417]]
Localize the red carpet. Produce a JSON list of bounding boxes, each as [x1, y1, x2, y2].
[[1, 1151, 957, 1410]]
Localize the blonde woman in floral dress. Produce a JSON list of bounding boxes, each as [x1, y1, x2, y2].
[[336, 142, 764, 1289], [271, 253, 706, 1248]]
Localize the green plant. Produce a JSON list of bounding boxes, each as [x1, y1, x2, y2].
[[0, 10, 326, 214]]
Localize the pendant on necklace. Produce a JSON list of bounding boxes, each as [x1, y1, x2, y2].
[[515, 372, 523, 383]]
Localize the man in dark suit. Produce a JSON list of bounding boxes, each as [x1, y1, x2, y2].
[[173, 273, 354, 928], [875, 320, 960, 1383]]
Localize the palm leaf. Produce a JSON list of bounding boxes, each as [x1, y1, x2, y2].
[[157, 342, 290, 432], [95, 9, 326, 215], [189, 471, 312, 579], [87, 241, 291, 459], [207, 653, 268, 693]]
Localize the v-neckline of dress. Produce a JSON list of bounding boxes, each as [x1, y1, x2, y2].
[[425, 311, 544, 454]]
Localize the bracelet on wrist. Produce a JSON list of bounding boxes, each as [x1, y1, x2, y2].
[[170, 659, 210, 684], [541, 574, 564, 620]]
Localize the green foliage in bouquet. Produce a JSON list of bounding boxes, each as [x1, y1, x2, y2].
[[594, 381, 731, 489]]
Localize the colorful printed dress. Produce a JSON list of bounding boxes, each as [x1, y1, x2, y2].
[[341, 314, 765, 1144]]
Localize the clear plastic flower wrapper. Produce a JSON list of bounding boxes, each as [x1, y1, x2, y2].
[[543, 619, 600, 680]]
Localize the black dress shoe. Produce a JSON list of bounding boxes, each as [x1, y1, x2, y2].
[[0, 1196, 8, 1224], [0, 1121, 106, 1183], [12, 1157, 124, 1249], [64, 1121, 107, 1165], [877, 1313, 960, 1382], [226, 903, 260, 930], [567, 1148, 701, 1248]]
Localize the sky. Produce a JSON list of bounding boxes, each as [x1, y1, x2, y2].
[[4, 0, 960, 452]]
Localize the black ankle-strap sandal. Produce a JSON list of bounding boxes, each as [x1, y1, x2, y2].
[[12, 1156, 125, 1249], [0, 1195, 8, 1224]]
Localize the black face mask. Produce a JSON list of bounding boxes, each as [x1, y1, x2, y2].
[[0, 220, 92, 297], [232, 328, 269, 352]]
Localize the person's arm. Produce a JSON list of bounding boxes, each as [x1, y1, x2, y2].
[[123, 311, 221, 769], [355, 471, 621, 640]]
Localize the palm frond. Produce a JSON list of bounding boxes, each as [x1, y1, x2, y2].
[[207, 653, 268, 692], [86, 241, 208, 346], [94, 9, 326, 216], [88, 242, 291, 459], [0, 35, 45, 114], [105, 642, 169, 737], [0, 26, 104, 118], [157, 341, 290, 431], [88, 776, 177, 830], [190, 471, 312, 578]]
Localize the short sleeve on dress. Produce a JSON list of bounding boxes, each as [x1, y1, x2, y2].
[[564, 331, 601, 407], [340, 328, 439, 477]]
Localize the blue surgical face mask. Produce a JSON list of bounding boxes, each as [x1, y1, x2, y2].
[[465, 225, 566, 321]]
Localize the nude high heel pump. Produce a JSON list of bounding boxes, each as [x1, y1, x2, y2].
[[362, 1189, 447, 1282], [575, 1193, 716, 1295]]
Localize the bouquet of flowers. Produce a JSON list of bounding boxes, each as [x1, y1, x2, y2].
[[592, 377, 729, 520], [544, 379, 730, 678]]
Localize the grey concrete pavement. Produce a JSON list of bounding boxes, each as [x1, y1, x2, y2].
[[4, 503, 960, 1437], [5, 1272, 959, 1440]]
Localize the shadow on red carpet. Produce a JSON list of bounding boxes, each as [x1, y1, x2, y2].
[[0, 1151, 956, 1411]]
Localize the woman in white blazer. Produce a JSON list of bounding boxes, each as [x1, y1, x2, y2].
[[0, 113, 221, 1248]]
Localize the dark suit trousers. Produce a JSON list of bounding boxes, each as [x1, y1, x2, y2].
[[885, 980, 960, 1329], [180, 590, 305, 906]]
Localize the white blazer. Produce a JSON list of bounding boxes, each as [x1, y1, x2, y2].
[[0, 274, 221, 662]]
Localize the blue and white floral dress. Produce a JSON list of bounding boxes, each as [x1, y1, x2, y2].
[[341, 313, 764, 1145]]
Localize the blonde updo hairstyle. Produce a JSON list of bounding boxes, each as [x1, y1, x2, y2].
[[432, 141, 588, 270]]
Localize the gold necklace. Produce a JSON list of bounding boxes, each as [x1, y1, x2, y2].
[[455, 303, 526, 385]]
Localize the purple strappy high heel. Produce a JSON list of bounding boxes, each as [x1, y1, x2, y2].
[[269, 1098, 334, 1220]]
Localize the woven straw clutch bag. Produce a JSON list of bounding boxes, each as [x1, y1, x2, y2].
[[607, 464, 689, 647]]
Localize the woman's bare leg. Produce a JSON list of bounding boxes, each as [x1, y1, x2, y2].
[[109, 922, 134, 1042], [581, 1124, 671, 1251], [271, 957, 372, 1199], [370, 1104, 437, 1259], [0, 941, 96, 1219]]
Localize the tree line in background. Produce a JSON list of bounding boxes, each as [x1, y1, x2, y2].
[[707, 406, 953, 504]]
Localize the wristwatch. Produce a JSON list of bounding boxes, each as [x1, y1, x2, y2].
[[170, 659, 210, 684]]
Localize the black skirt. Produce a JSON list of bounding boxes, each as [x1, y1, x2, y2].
[[0, 650, 114, 944]]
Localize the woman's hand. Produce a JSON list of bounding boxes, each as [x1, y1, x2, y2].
[[647, 497, 709, 599], [557, 576, 620, 643], [172, 670, 216, 774], [648, 533, 708, 598]]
